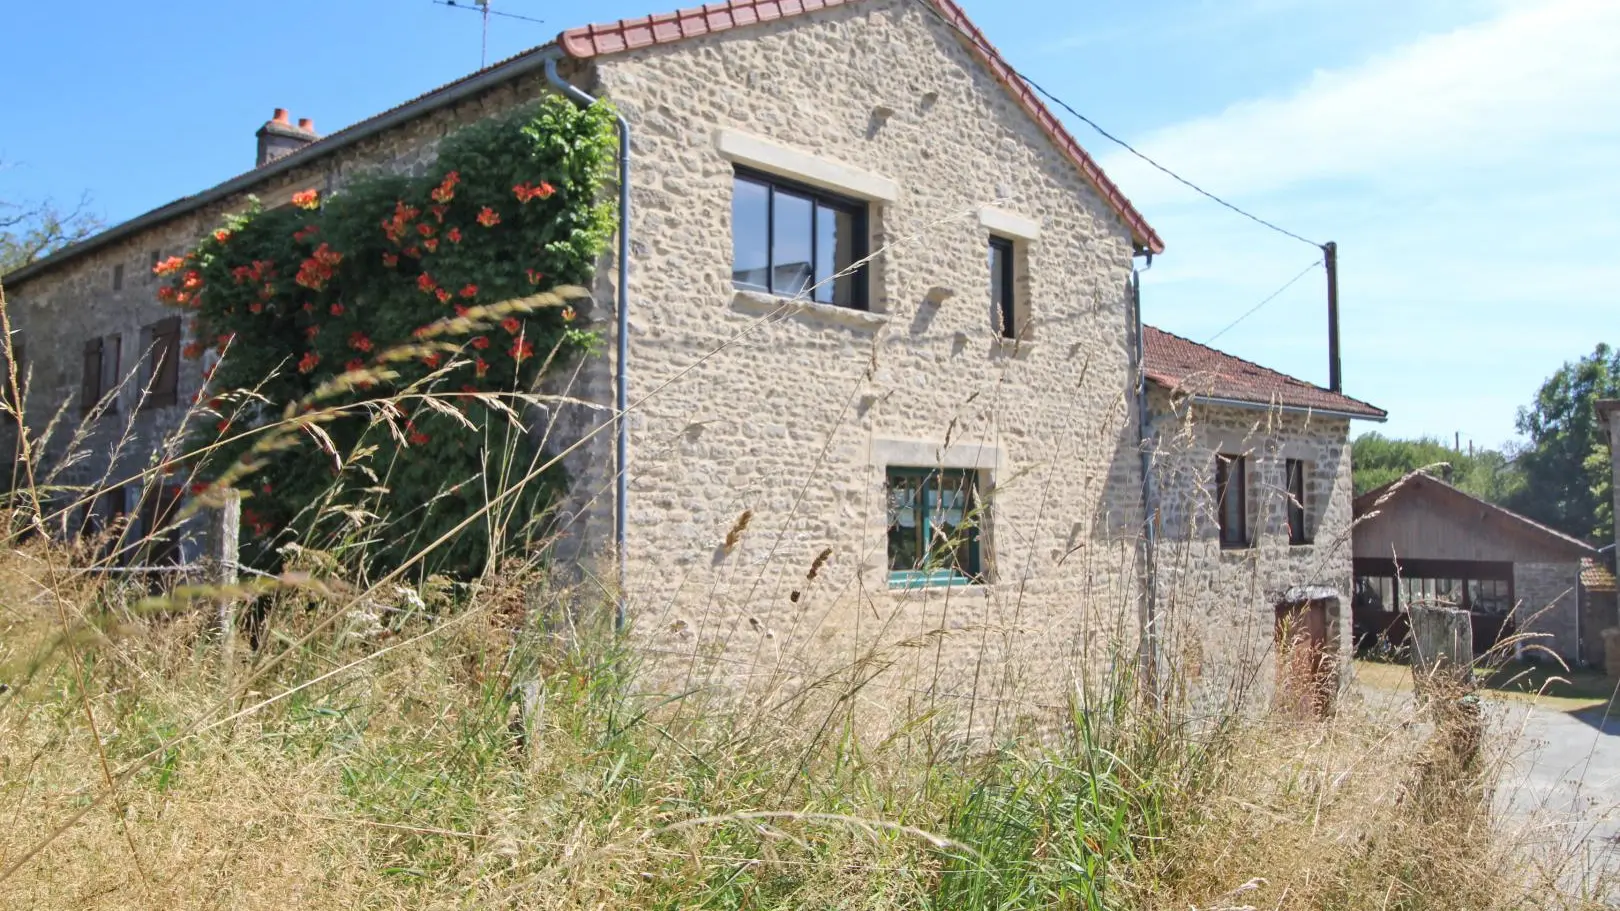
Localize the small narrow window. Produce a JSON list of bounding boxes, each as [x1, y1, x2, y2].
[[142, 317, 182, 409], [1286, 458, 1310, 545], [137, 483, 185, 566], [886, 467, 986, 588], [989, 236, 1017, 338], [1215, 454, 1248, 549], [147, 251, 161, 283], [731, 169, 869, 309], [81, 337, 104, 413], [112, 263, 124, 291]]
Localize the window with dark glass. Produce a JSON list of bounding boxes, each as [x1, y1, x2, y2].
[[990, 236, 1017, 339], [142, 317, 181, 409], [1215, 454, 1248, 548], [80, 334, 121, 415], [1286, 458, 1310, 545], [731, 169, 868, 308], [112, 264, 124, 292], [886, 467, 985, 588]]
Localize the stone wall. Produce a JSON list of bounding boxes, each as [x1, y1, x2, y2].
[[0, 63, 615, 566], [1514, 562, 1581, 663], [1144, 389, 1355, 707], [589, 0, 1147, 722]]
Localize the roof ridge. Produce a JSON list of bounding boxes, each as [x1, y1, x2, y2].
[[556, 0, 1164, 254], [1355, 469, 1599, 554]]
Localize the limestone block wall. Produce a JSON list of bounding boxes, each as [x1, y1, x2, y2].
[[1145, 391, 1355, 705], [1514, 562, 1581, 662], [588, 0, 1147, 719]]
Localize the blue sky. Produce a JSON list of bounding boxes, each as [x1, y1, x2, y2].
[[3, 0, 1615, 448]]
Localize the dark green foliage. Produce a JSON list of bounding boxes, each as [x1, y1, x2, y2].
[[157, 97, 618, 575], [1513, 344, 1620, 544], [1352, 433, 1525, 505]]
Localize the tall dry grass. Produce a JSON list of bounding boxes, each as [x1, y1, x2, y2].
[[2, 273, 1615, 909]]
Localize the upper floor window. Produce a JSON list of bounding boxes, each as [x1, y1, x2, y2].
[[142, 317, 181, 409], [1215, 453, 1248, 549], [989, 236, 1017, 339], [112, 264, 125, 292], [731, 169, 868, 309], [80, 334, 122, 415], [886, 467, 986, 589], [1285, 458, 1311, 546]]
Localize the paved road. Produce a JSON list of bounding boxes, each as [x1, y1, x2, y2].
[[1495, 702, 1620, 899]]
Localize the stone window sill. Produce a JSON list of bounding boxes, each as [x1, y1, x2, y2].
[[990, 336, 1038, 358], [730, 289, 891, 331]]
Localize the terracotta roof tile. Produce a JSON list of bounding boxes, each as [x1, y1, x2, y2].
[[1583, 557, 1617, 593], [558, 0, 1164, 254], [1143, 325, 1386, 420]]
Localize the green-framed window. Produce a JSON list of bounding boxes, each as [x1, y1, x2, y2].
[[885, 467, 986, 589]]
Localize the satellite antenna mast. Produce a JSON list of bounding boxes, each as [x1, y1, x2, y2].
[[478, 0, 491, 68]]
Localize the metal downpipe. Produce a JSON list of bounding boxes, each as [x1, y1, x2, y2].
[[545, 56, 631, 629]]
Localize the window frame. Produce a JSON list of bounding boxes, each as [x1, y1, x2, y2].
[[1215, 453, 1249, 549], [141, 317, 181, 410], [885, 466, 987, 589], [731, 167, 870, 310], [989, 235, 1017, 339], [1285, 458, 1310, 546]]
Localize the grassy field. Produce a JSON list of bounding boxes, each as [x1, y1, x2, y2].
[[0, 542, 1612, 909]]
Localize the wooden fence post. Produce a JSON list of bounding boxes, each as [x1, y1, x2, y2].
[[207, 491, 241, 666], [1409, 603, 1473, 691]]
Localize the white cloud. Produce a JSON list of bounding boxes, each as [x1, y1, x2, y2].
[[1104, 0, 1620, 205]]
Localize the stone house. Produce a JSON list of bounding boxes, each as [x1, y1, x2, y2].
[[0, 0, 1386, 715], [1351, 471, 1599, 666]]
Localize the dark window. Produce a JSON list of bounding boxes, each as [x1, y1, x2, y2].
[[886, 467, 985, 588], [1215, 454, 1248, 548], [112, 264, 124, 291], [1286, 458, 1310, 545], [137, 483, 184, 566], [147, 251, 161, 283], [81, 335, 122, 415], [990, 236, 1017, 338], [142, 317, 181, 409], [731, 169, 868, 308]]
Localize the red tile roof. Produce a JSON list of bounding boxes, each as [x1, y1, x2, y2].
[[1143, 326, 1386, 420], [1582, 557, 1617, 593], [558, 0, 1164, 254]]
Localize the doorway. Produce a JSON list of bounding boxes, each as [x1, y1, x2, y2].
[[1276, 596, 1336, 719]]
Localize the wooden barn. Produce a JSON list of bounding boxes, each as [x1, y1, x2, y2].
[[1352, 471, 1601, 665]]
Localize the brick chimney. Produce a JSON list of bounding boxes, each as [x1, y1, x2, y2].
[[255, 108, 319, 167]]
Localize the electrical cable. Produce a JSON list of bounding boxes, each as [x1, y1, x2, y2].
[[910, 0, 1323, 249], [1204, 259, 1323, 344]]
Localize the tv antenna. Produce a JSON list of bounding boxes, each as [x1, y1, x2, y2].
[[433, 1, 547, 68]]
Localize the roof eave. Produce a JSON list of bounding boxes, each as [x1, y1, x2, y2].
[[1152, 384, 1387, 423], [4, 44, 565, 288]]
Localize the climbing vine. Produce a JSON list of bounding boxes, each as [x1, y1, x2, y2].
[[156, 97, 619, 574]]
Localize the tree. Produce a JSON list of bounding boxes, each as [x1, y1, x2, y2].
[[1512, 344, 1620, 544], [0, 165, 104, 274], [1351, 432, 1524, 505]]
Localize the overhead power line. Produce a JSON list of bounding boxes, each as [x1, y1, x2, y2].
[[909, 0, 1323, 250], [1204, 259, 1324, 345]]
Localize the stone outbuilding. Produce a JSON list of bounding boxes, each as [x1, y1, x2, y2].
[[1352, 471, 1600, 666]]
